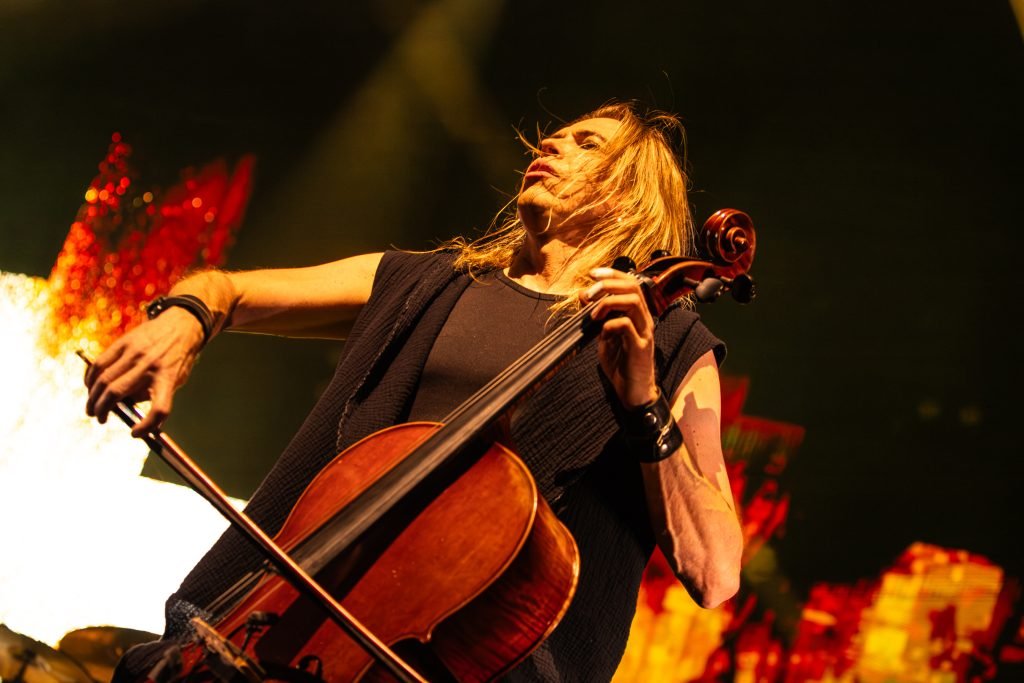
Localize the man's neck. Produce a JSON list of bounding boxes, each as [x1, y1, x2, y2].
[[505, 232, 585, 295]]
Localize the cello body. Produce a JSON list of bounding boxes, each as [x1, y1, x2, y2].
[[184, 423, 579, 682]]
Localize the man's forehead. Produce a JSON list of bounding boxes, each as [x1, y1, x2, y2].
[[555, 117, 622, 139]]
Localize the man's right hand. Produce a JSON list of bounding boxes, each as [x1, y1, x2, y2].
[[84, 307, 205, 436]]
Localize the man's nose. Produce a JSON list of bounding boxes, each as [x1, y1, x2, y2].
[[539, 138, 561, 156]]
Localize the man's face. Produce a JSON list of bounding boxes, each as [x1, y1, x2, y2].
[[517, 117, 622, 235]]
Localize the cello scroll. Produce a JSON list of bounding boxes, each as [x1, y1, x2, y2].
[[638, 209, 758, 313]]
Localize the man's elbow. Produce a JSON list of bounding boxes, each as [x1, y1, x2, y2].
[[694, 567, 740, 609], [676, 559, 741, 609]]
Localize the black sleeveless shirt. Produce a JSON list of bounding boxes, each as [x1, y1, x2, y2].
[[407, 270, 559, 423]]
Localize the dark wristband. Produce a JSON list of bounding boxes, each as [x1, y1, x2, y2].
[[620, 386, 683, 463], [146, 294, 214, 345]]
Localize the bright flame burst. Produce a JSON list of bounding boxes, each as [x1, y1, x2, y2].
[[0, 136, 254, 645]]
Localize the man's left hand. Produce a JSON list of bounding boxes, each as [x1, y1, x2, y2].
[[581, 267, 659, 409]]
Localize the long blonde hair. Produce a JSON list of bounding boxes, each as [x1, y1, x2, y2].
[[441, 102, 695, 310]]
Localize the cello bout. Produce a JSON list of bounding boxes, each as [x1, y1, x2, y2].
[[182, 425, 579, 682]]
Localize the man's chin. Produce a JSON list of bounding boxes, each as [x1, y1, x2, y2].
[[516, 200, 553, 231]]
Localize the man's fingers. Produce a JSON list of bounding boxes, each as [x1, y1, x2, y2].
[[87, 351, 143, 417], [583, 272, 653, 338], [600, 315, 646, 350], [131, 410, 159, 437], [85, 346, 114, 387], [590, 293, 653, 337], [132, 376, 174, 437], [587, 270, 659, 409], [91, 359, 152, 423], [582, 273, 641, 303], [85, 341, 126, 389]]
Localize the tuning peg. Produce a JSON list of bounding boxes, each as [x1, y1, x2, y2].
[[695, 277, 724, 303], [612, 256, 637, 273], [650, 250, 672, 260], [729, 274, 756, 304]]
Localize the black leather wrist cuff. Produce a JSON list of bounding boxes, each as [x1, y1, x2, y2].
[[146, 294, 214, 345], [620, 387, 683, 463]]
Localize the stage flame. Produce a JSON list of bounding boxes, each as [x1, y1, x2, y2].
[[0, 137, 254, 645]]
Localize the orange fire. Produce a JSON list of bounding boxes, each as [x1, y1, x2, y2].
[[45, 133, 254, 356]]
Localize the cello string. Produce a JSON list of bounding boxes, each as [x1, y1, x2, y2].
[[438, 300, 599, 427]]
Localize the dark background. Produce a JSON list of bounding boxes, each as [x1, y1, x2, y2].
[[2, 0, 1021, 608]]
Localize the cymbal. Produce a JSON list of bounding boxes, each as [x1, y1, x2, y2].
[[0, 624, 94, 683], [57, 627, 159, 683]]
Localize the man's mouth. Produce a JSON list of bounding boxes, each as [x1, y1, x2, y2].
[[523, 160, 556, 189]]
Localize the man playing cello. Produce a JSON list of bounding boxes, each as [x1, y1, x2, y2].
[[86, 102, 742, 682]]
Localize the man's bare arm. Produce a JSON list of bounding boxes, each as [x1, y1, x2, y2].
[[218, 252, 383, 337], [84, 252, 383, 434], [641, 350, 743, 608]]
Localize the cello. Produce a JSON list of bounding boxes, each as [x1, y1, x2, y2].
[[89, 208, 756, 682]]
